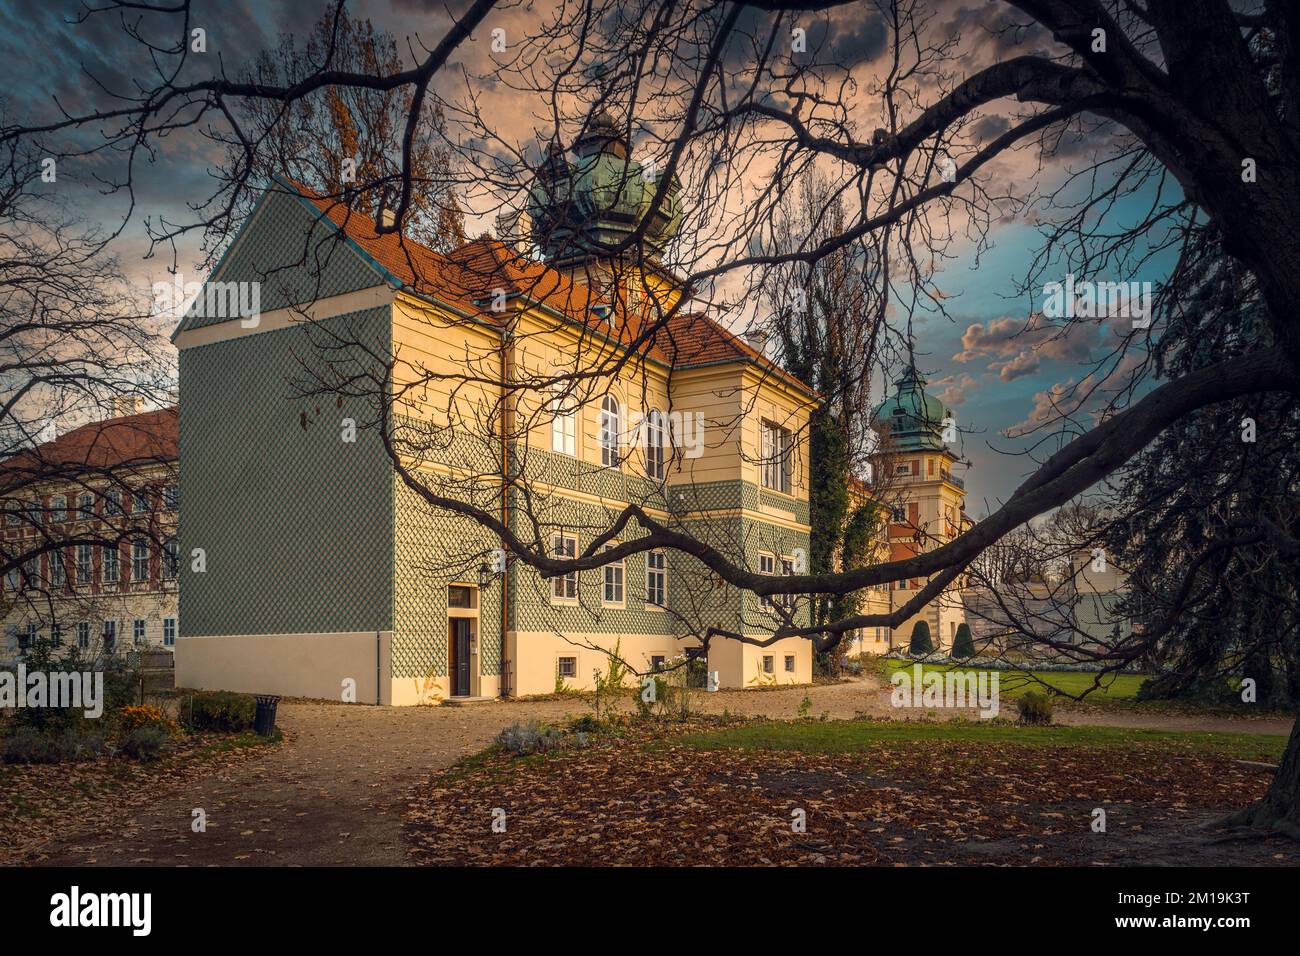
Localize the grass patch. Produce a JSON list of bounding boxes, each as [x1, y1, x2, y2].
[[677, 718, 1288, 762], [880, 659, 1148, 700]]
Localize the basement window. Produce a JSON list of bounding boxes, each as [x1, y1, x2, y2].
[[557, 656, 577, 679]]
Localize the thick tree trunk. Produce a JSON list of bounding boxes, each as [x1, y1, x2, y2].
[[1223, 712, 1300, 840]]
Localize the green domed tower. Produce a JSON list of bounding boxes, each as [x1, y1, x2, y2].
[[527, 112, 682, 273], [869, 360, 969, 656], [872, 362, 952, 452]]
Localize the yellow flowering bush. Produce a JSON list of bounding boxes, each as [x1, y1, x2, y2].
[[118, 704, 179, 736]]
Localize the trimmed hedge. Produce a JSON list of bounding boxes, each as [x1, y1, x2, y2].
[[179, 691, 256, 733], [908, 621, 933, 655], [951, 623, 975, 659]]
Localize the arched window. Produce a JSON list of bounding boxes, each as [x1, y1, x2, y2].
[[599, 396, 621, 467], [644, 408, 665, 480]]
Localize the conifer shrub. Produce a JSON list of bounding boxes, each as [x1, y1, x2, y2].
[[909, 621, 933, 655]]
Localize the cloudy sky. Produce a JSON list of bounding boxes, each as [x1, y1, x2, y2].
[[0, 0, 1177, 509]]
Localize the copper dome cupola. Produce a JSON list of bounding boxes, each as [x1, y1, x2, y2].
[[526, 111, 682, 267], [872, 363, 955, 453]]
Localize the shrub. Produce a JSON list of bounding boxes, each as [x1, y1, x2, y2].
[[101, 657, 142, 713], [179, 691, 256, 733], [635, 674, 671, 719], [4, 641, 84, 733], [951, 623, 975, 660], [2, 723, 111, 764], [496, 720, 563, 755], [3, 726, 59, 764], [56, 725, 108, 762], [594, 640, 629, 696], [569, 714, 602, 734], [119, 704, 176, 736], [1017, 691, 1054, 725], [121, 724, 172, 761], [909, 621, 933, 655]]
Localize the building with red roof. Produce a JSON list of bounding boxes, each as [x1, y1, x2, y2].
[[2, 403, 180, 660], [172, 119, 821, 702]]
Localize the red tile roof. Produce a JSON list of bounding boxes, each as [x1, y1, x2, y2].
[[1, 407, 177, 480], [278, 179, 815, 396]]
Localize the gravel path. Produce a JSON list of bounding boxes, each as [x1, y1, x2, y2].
[[28, 678, 1294, 867]]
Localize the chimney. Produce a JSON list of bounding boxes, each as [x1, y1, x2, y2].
[[108, 395, 144, 419], [375, 185, 398, 232], [495, 207, 533, 254], [744, 326, 768, 354]]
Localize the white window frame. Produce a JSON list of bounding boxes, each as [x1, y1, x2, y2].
[[132, 490, 149, 515], [163, 484, 179, 510], [784, 654, 796, 673], [77, 622, 90, 650], [102, 619, 117, 652], [550, 385, 576, 457], [601, 544, 625, 607], [644, 408, 665, 480], [163, 536, 179, 580], [103, 490, 122, 516], [550, 533, 578, 603], [163, 617, 176, 647], [76, 543, 92, 583], [133, 618, 146, 646], [759, 552, 776, 611], [779, 555, 796, 609], [761, 420, 792, 493], [50, 495, 67, 522], [132, 538, 149, 583], [77, 493, 94, 519], [103, 544, 119, 587], [599, 395, 622, 468], [49, 549, 65, 588], [759, 552, 796, 612], [646, 550, 667, 608]]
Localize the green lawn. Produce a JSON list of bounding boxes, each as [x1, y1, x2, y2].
[[879, 659, 1148, 700], [678, 719, 1289, 762]]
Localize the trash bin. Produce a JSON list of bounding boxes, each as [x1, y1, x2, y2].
[[254, 694, 281, 736]]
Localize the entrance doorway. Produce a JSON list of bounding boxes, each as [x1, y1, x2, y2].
[[449, 618, 473, 697]]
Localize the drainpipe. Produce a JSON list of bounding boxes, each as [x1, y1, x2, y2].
[[376, 629, 381, 705], [499, 322, 513, 698]]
